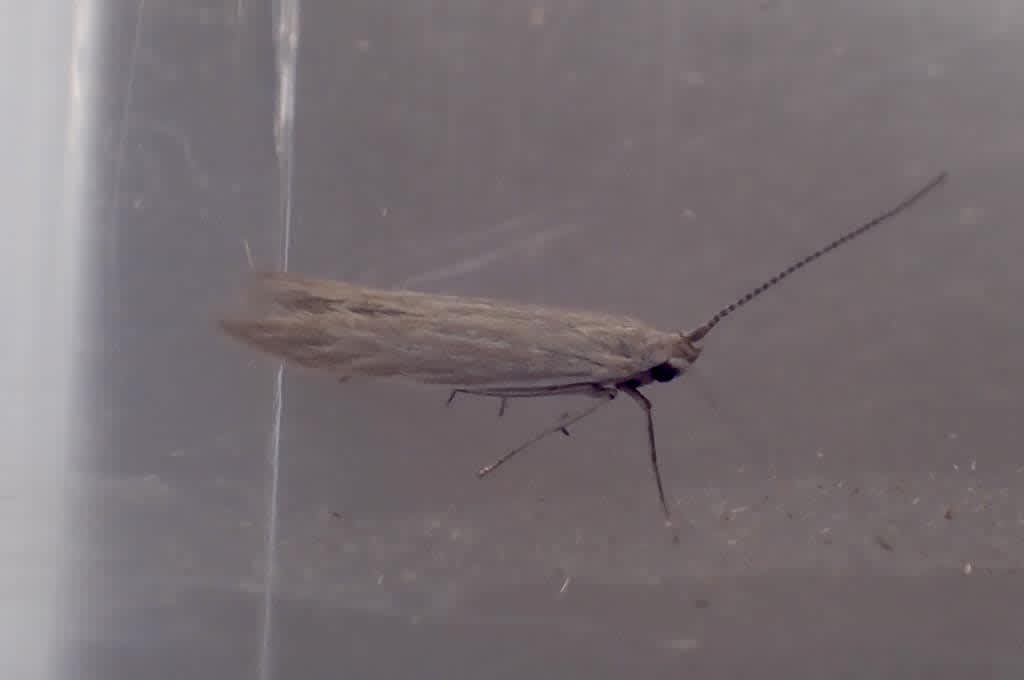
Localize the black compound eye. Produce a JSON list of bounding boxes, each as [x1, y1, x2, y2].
[[650, 362, 681, 383]]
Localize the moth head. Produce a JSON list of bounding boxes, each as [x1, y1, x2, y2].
[[671, 332, 703, 364], [649, 361, 683, 383]]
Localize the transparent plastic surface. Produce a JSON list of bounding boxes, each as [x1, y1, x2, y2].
[[7, 1, 1022, 678]]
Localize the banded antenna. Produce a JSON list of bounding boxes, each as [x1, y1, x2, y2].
[[687, 171, 948, 343]]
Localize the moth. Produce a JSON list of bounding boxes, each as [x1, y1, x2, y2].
[[220, 172, 946, 529]]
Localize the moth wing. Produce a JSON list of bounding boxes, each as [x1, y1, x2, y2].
[[219, 272, 678, 387]]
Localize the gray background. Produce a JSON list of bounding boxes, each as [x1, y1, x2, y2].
[[5, 1, 1023, 678]]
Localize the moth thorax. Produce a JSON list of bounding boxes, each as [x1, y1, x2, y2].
[[671, 333, 702, 363]]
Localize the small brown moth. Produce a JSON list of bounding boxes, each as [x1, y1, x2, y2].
[[220, 172, 946, 529]]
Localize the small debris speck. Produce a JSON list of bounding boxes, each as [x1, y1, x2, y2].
[[875, 536, 894, 552], [682, 71, 705, 87], [662, 638, 701, 652], [944, 507, 954, 520], [693, 598, 711, 609], [963, 562, 973, 576], [958, 207, 984, 226]]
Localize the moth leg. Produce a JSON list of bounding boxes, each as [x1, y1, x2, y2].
[[451, 382, 611, 398], [446, 388, 499, 409], [447, 382, 608, 417], [619, 385, 676, 538], [477, 388, 616, 478], [445, 392, 509, 417]]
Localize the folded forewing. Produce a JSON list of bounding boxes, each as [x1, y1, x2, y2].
[[219, 272, 677, 387]]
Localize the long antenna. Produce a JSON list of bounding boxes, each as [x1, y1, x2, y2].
[[686, 171, 947, 343]]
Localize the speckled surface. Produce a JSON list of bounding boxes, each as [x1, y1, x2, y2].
[[7, 1, 1023, 678]]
